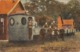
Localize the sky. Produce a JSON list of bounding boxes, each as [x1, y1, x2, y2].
[[21, 0, 80, 4], [21, 0, 30, 3], [21, 0, 71, 4], [56, 0, 71, 4]]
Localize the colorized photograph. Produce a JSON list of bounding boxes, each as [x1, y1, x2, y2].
[[0, 0, 80, 52]]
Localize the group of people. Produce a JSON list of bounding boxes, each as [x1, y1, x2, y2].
[[28, 17, 65, 41], [39, 22, 65, 42]]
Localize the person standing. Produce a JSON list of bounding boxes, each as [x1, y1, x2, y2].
[[28, 17, 33, 40], [39, 26, 46, 43], [54, 27, 58, 41], [51, 21, 55, 29], [44, 22, 48, 39], [59, 28, 65, 41], [48, 26, 53, 41]]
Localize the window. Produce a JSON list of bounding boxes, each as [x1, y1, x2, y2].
[[21, 17, 26, 25], [0, 18, 4, 33], [10, 18, 15, 26], [1, 18, 4, 22]]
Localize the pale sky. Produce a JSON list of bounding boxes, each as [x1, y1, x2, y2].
[[56, 0, 71, 4], [21, 0, 30, 3], [21, 0, 80, 4], [21, 0, 71, 4]]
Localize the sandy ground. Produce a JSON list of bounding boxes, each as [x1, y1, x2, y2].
[[0, 32, 80, 52]]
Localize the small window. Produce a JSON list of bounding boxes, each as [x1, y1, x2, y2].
[[10, 18, 15, 26], [21, 17, 26, 25], [1, 18, 4, 22]]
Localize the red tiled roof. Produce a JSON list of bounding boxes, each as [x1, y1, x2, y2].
[[63, 19, 74, 25], [0, 0, 20, 14], [57, 16, 63, 29]]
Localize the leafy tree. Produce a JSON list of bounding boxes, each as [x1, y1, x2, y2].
[[25, 0, 80, 19]]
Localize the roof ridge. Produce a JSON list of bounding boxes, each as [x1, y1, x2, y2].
[[7, 0, 20, 15]]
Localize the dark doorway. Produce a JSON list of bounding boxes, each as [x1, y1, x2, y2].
[[0, 17, 4, 39]]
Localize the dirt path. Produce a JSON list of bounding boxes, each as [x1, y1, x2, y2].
[[0, 32, 80, 52]]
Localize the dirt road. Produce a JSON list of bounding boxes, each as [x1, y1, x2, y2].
[[0, 32, 80, 52]]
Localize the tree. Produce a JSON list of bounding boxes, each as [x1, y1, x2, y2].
[[25, 0, 80, 19], [67, 0, 80, 18], [25, 0, 61, 16]]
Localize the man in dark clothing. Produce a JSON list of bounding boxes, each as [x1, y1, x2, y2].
[[39, 26, 46, 43], [59, 28, 65, 41], [28, 17, 33, 40], [44, 22, 48, 40], [54, 27, 58, 41], [48, 26, 53, 41]]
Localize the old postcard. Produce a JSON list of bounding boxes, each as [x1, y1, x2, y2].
[[0, 0, 80, 52]]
